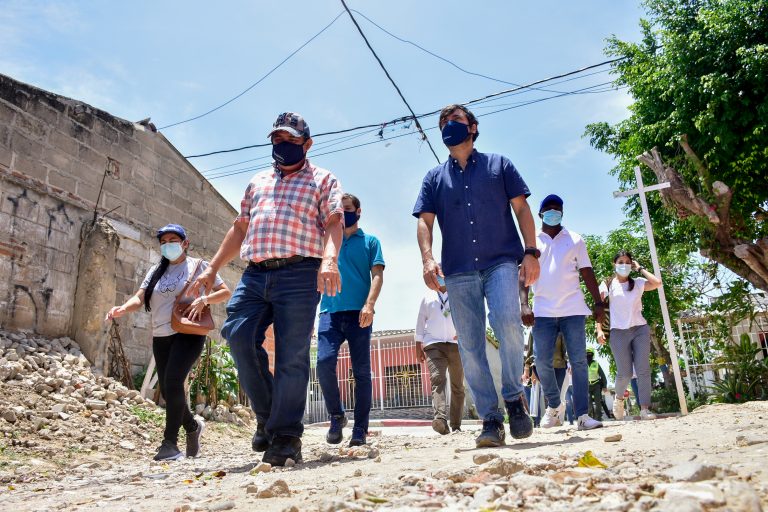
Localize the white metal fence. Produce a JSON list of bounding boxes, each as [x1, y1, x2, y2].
[[304, 338, 438, 424]]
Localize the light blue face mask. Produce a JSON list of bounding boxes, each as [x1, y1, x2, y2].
[[541, 209, 563, 226], [161, 242, 184, 261], [615, 264, 632, 277]]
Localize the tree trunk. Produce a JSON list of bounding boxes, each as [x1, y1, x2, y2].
[[637, 145, 768, 291]]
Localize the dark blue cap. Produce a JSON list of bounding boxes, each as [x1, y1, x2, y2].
[[539, 194, 564, 212], [156, 223, 186, 240]]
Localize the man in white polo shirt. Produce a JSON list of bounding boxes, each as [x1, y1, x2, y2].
[[415, 275, 465, 435], [519, 194, 605, 431]]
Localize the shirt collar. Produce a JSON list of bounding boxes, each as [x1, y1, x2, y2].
[[272, 158, 312, 180], [450, 148, 479, 169], [538, 226, 569, 241], [345, 227, 365, 239]]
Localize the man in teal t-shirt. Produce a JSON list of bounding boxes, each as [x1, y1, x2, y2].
[[316, 193, 385, 447]]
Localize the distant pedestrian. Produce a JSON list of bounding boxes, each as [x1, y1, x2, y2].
[[317, 193, 385, 447], [586, 347, 608, 421], [106, 224, 231, 461], [414, 274, 465, 435], [596, 250, 661, 420], [413, 104, 540, 448]]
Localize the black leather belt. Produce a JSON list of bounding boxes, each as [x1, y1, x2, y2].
[[248, 255, 315, 270]]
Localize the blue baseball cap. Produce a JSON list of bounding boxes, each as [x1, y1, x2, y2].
[[539, 194, 564, 212], [156, 223, 187, 240]]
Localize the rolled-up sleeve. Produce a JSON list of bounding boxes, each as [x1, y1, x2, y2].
[[501, 157, 530, 200], [412, 174, 435, 218], [235, 182, 253, 224], [318, 172, 344, 228]]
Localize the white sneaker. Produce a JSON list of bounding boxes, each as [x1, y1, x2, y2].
[[639, 409, 656, 420], [541, 404, 564, 428], [612, 398, 625, 421], [577, 414, 603, 431]]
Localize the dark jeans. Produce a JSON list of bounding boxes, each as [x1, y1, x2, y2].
[[316, 311, 373, 432], [152, 333, 205, 444], [221, 259, 320, 438], [565, 385, 575, 423], [588, 382, 604, 421]]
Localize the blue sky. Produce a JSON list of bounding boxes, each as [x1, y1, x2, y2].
[[2, 1, 647, 330]]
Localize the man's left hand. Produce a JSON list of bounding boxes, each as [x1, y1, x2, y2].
[[519, 255, 540, 287], [318, 257, 342, 296], [359, 303, 374, 328]]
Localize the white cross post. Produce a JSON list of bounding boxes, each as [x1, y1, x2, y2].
[[613, 166, 688, 415]]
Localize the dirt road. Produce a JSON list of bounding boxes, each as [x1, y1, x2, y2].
[[2, 402, 766, 511]]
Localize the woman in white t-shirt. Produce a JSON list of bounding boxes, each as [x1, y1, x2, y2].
[[595, 250, 661, 421], [105, 224, 230, 461]]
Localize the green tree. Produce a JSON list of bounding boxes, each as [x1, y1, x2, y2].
[[585, 0, 768, 291]]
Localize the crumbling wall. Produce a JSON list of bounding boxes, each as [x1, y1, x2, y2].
[[0, 73, 244, 374]]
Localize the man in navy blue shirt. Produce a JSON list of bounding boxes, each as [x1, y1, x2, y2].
[[413, 104, 541, 448], [317, 193, 385, 448]]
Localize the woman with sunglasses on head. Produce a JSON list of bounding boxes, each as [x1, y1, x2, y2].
[[106, 224, 231, 461], [596, 250, 661, 421]]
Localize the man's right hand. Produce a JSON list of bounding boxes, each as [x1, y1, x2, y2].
[[521, 304, 535, 327], [190, 267, 217, 298], [422, 259, 442, 291], [415, 343, 425, 363]]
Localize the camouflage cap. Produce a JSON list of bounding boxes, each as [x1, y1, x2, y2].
[[267, 112, 310, 139]]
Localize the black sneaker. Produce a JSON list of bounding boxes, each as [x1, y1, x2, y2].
[[326, 414, 348, 444], [153, 440, 184, 461], [263, 435, 302, 466], [451, 425, 462, 432], [505, 397, 533, 439], [348, 427, 366, 447], [252, 422, 269, 452], [186, 418, 205, 457], [432, 418, 449, 435], [475, 420, 506, 448]]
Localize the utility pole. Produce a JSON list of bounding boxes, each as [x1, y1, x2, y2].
[[613, 166, 688, 415]]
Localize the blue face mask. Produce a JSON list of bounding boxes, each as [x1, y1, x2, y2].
[[272, 141, 305, 166], [541, 209, 563, 226], [441, 120, 470, 147], [615, 264, 632, 277], [344, 211, 359, 227], [161, 242, 184, 261]]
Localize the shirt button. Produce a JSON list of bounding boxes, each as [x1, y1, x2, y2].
[[470, 221, 474, 224], [475, 258, 479, 261], [473, 240, 476, 243], [467, 203, 471, 206], [465, 186, 468, 189]]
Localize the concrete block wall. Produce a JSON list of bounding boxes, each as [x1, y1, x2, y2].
[[0, 73, 244, 373]]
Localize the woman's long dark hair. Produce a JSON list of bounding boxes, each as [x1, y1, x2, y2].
[[613, 249, 635, 292], [144, 257, 170, 312]]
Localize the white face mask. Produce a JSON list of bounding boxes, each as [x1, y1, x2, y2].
[[161, 242, 184, 261], [615, 263, 632, 277]]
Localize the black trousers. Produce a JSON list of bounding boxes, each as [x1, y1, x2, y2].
[[153, 333, 205, 444]]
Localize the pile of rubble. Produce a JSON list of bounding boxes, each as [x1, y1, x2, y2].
[[315, 450, 765, 512], [0, 329, 164, 460]]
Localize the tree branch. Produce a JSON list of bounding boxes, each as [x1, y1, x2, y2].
[[680, 134, 711, 185]]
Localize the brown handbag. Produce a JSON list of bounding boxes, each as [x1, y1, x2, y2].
[[171, 258, 215, 336]]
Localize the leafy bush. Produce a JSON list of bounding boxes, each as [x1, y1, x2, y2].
[[710, 334, 768, 403], [189, 338, 240, 407], [651, 386, 708, 413]]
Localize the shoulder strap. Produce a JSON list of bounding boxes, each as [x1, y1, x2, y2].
[[175, 258, 203, 303]]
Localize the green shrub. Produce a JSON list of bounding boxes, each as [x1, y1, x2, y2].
[[710, 334, 768, 403], [189, 338, 240, 407]]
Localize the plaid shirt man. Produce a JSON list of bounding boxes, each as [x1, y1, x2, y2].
[[236, 159, 344, 262]]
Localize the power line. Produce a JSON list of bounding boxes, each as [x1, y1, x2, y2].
[[339, 0, 440, 164], [350, 8, 566, 94], [185, 56, 625, 159], [204, 80, 623, 181], [158, 11, 346, 130]]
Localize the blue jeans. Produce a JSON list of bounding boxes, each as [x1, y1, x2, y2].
[[565, 385, 575, 423], [316, 311, 373, 432], [445, 262, 525, 424], [221, 259, 320, 438], [532, 316, 589, 417]]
